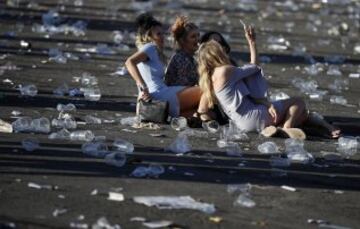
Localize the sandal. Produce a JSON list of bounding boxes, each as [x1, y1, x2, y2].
[[187, 111, 214, 128]]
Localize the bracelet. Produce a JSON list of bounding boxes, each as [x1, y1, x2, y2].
[[138, 84, 148, 91]]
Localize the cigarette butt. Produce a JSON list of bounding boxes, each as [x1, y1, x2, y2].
[[281, 185, 297, 192], [240, 19, 246, 27]]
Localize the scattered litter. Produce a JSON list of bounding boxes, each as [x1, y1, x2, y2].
[[133, 196, 215, 214], [22, 138, 40, 151], [53, 208, 67, 217], [131, 164, 165, 178], [142, 220, 173, 228], [257, 141, 279, 154], [91, 189, 98, 195], [165, 132, 191, 154], [0, 119, 13, 133], [281, 185, 297, 192], [209, 216, 223, 224], [233, 194, 256, 208], [113, 138, 134, 153], [130, 217, 146, 222], [108, 192, 124, 202], [28, 182, 58, 190], [92, 217, 121, 229], [105, 152, 126, 167]]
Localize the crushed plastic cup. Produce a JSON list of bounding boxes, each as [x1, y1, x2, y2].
[[120, 116, 140, 126], [326, 65, 342, 76], [12, 117, 32, 132], [337, 137, 358, 157], [70, 130, 94, 142], [84, 115, 102, 124], [269, 91, 290, 102], [170, 117, 188, 131], [270, 156, 291, 167], [81, 72, 98, 86], [225, 142, 242, 157], [258, 141, 279, 154], [82, 141, 109, 157], [165, 133, 191, 154], [83, 88, 101, 101], [227, 183, 251, 194], [131, 164, 165, 177], [57, 103, 76, 112], [202, 120, 220, 133], [92, 217, 120, 229], [53, 83, 69, 96], [19, 84, 38, 96], [31, 117, 51, 133], [48, 128, 71, 140], [105, 152, 126, 167], [133, 196, 215, 214], [113, 138, 134, 153], [52, 118, 77, 129], [330, 96, 347, 106], [22, 138, 40, 151], [233, 194, 256, 208]]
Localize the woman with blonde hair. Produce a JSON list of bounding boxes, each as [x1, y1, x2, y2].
[[125, 13, 208, 119], [197, 39, 341, 139]]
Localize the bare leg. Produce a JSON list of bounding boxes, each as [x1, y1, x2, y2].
[[306, 112, 341, 138], [280, 98, 307, 128], [177, 87, 202, 115]]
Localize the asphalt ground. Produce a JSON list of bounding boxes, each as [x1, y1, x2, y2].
[[0, 0, 360, 228]]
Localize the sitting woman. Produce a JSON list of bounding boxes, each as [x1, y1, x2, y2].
[[125, 13, 207, 118], [196, 39, 341, 139], [165, 15, 199, 87], [200, 31, 237, 66]]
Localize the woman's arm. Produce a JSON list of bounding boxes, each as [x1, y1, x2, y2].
[[125, 51, 151, 100], [244, 25, 258, 65], [250, 96, 278, 123]]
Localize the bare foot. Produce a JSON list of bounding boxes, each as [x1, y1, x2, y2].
[[261, 125, 278, 137], [279, 128, 306, 140]]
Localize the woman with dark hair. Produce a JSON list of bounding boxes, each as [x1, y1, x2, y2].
[[125, 13, 208, 118], [199, 31, 237, 66]]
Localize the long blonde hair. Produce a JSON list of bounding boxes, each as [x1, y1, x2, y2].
[[197, 40, 231, 108]]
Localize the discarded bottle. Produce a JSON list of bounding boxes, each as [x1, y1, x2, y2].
[[170, 117, 187, 131], [57, 103, 76, 112], [22, 138, 40, 151], [19, 84, 38, 96], [326, 65, 342, 76], [147, 164, 165, 177], [227, 183, 251, 194], [131, 166, 149, 177], [257, 141, 279, 154], [70, 130, 94, 142], [31, 117, 51, 133], [105, 152, 126, 167], [82, 141, 109, 157], [113, 138, 134, 153]]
